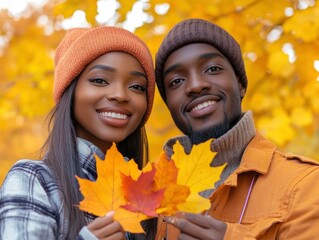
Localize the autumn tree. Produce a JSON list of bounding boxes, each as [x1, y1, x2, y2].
[[1, 0, 319, 182]]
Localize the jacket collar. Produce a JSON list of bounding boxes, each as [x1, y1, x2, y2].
[[223, 133, 277, 187]]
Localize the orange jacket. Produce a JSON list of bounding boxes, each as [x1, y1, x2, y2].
[[156, 133, 319, 239]]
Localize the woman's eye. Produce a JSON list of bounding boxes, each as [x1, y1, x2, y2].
[[89, 78, 107, 84], [130, 84, 146, 92]]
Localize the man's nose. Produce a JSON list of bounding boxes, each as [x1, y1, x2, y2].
[[186, 72, 210, 96]]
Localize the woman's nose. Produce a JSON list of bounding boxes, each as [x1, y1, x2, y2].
[[106, 83, 129, 102]]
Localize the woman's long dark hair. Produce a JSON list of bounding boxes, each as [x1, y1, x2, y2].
[[42, 79, 156, 239]]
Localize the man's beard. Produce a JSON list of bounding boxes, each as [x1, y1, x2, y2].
[[186, 121, 230, 144], [170, 98, 243, 145]]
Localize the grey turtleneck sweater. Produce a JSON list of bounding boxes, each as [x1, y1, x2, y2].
[[163, 111, 256, 197]]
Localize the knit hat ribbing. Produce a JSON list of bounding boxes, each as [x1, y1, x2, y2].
[[54, 26, 155, 123], [155, 18, 247, 102]]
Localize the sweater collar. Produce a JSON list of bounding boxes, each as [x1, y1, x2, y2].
[[163, 111, 257, 191], [210, 111, 256, 167], [164, 111, 256, 166], [76, 137, 105, 181]]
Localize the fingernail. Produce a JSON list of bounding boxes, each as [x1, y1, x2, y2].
[[105, 210, 115, 217], [165, 216, 177, 225]]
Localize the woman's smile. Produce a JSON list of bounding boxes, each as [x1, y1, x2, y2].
[[74, 51, 147, 152], [97, 108, 130, 127]]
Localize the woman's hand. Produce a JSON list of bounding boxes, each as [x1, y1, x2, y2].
[[165, 212, 226, 240], [87, 211, 125, 240]]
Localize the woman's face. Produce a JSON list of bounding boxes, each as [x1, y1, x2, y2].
[[74, 52, 147, 152]]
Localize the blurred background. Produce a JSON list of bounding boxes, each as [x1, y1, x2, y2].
[[1, 0, 319, 183]]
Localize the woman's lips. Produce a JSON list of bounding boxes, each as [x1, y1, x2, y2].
[[97, 107, 131, 127]]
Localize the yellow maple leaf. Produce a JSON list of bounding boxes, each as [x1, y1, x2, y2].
[[177, 192, 212, 213], [173, 139, 222, 191], [171, 139, 226, 213]]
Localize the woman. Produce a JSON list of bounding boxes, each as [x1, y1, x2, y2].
[[0, 26, 156, 239]]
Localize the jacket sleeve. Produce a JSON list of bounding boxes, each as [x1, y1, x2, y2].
[[277, 166, 319, 239], [0, 161, 58, 239]]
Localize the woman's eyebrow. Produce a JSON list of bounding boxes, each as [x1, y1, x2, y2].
[[130, 71, 147, 80], [89, 65, 147, 79], [89, 64, 115, 72]]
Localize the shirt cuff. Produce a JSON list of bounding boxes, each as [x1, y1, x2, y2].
[[78, 226, 98, 240]]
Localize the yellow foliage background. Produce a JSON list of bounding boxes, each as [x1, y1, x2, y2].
[[1, 0, 319, 183]]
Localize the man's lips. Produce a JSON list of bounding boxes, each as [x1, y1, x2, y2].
[[191, 100, 217, 112], [186, 96, 221, 112]]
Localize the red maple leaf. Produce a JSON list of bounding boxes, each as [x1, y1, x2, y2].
[[121, 166, 164, 217]]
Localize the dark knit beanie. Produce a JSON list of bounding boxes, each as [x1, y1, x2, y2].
[[155, 18, 247, 102]]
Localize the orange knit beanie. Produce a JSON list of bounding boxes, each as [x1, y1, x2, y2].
[[54, 26, 155, 123]]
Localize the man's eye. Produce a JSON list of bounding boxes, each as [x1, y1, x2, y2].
[[170, 78, 184, 87], [206, 66, 221, 73]]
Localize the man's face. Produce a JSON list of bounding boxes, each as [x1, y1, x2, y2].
[[163, 43, 246, 144]]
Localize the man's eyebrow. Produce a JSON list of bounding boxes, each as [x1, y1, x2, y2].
[[89, 65, 147, 79], [163, 63, 182, 80], [199, 52, 226, 60], [163, 52, 226, 79]]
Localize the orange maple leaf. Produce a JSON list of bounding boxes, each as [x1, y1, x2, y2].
[[154, 152, 190, 215], [76, 143, 150, 233], [114, 208, 149, 233]]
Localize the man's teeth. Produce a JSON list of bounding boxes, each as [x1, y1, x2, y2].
[[192, 100, 215, 111], [99, 112, 128, 119]]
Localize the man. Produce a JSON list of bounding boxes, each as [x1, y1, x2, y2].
[[154, 18, 319, 239]]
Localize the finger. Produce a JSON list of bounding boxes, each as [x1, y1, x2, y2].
[[182, 212, 216, 228], [165, 216, 208, 239], [168, 213, 226, 240], [94, 220, 124, 238], [182, 212, 226, 232], [102, 231, 126, 240], [179, 232, 200, 240], [88, 211, 115, 230]]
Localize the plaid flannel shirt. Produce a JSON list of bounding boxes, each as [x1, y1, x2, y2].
[[0, 138, 105, 239]]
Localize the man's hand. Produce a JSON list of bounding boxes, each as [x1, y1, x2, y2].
[[165, 212, 226, 240]]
